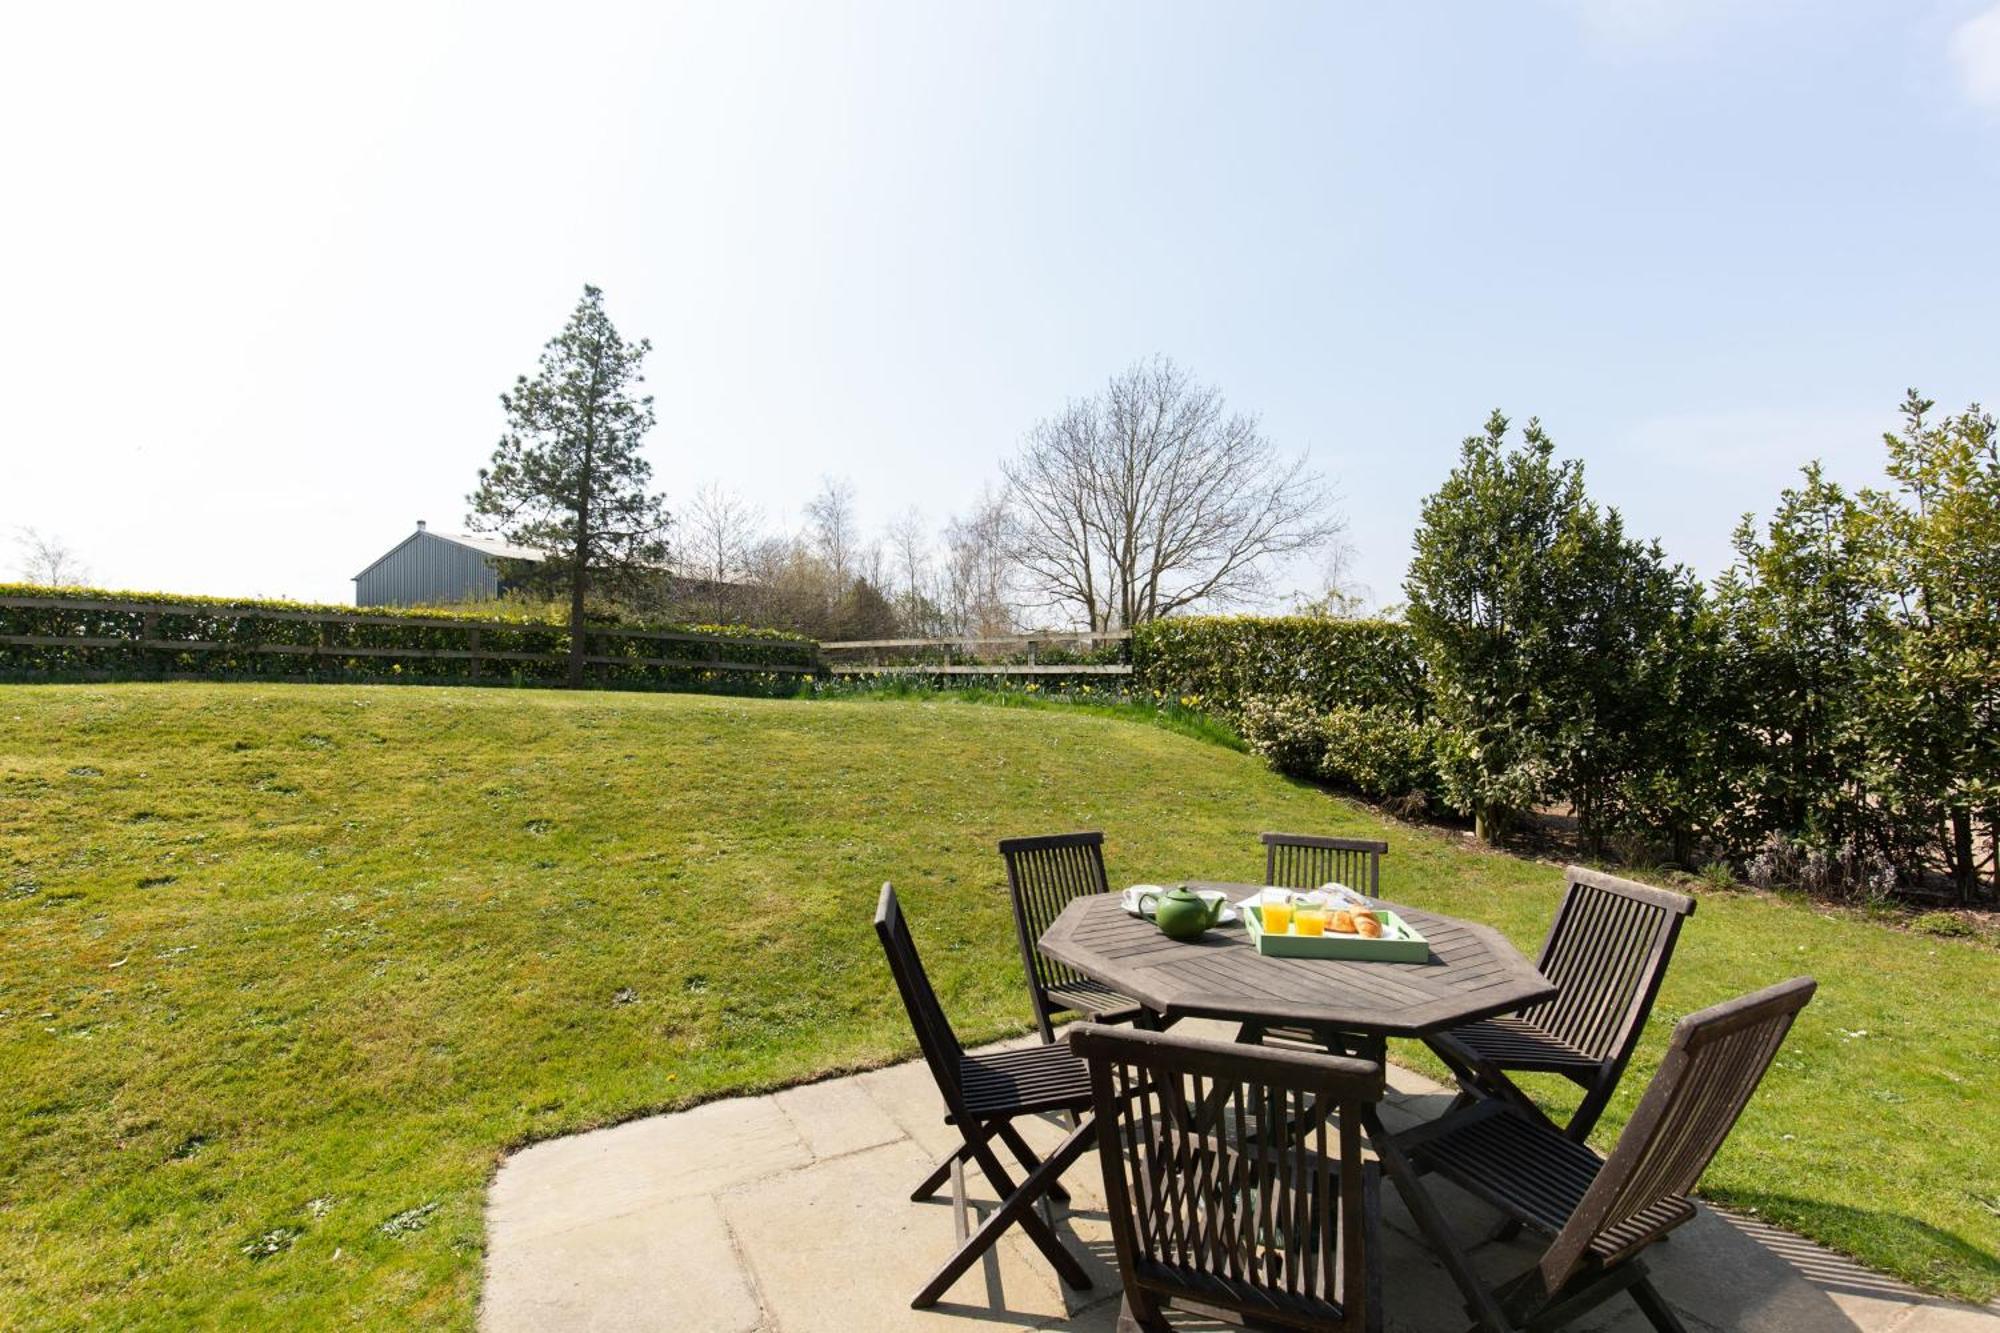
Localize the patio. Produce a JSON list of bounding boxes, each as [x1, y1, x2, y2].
[[481, 1023, 1999, 1332]]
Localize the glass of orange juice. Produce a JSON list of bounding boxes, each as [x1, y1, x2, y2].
[[1294, 904, 1328, 937], [1260, 890, 1294, 935]]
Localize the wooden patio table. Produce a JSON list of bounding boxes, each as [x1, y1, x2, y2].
[[1038, 882, 1559, 1330]]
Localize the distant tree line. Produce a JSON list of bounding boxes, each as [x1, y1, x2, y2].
[[470, 298, 1350, 645], [646, 359, 1346, 642]]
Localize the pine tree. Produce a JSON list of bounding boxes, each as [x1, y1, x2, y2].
[[469, 286, 670, 687]]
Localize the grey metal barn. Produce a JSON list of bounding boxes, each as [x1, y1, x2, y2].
[[353, 523, 544, 607]]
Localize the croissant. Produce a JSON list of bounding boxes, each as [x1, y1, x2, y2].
[[1354, 913, 1383, 938], [1328, 909, 1357, 935]]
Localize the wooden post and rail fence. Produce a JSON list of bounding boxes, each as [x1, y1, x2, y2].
[[817, 630, 1132, 677]]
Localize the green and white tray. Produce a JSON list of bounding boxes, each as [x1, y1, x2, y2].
[[1242, 904, 1431, 962]]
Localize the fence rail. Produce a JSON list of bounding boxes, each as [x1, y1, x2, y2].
[[0, 594, 816, 688], [819, 630, 1133, 677], [825, 663, 1131, 677]]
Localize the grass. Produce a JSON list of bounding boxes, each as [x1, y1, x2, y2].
[[801, 677, 1248, 750], [0, 683, 1994, 1328]]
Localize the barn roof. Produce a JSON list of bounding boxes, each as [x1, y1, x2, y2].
[[440, 531, 546, 562], [352, 528, 546, 582]]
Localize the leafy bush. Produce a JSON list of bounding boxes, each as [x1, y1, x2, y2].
[[1405, 411, 1705, 847], [1317, 705, 1436, 807], [1131, 616, 1423, 720], [1237, 695, 1437, 811], [1236, 694, 1326, 777]]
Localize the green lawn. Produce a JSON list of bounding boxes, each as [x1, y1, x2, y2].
[[1, 683, 1994, 1327]]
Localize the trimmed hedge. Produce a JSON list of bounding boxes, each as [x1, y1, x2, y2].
[[0, 584, 817, 694], [1131, 616, 1424, 719]]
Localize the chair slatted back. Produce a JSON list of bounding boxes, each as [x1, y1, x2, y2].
[[1541, 977, 1815, 1291], [874, 883, 968, 1115], [1523, 867, 1696, 1064], [1262, 832, 1388, 897], [1069, 1024, 1384, 1332], [1000, 832, 1111, 1007]]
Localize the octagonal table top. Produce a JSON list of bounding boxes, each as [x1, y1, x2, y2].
[[1037, 882, 1556, 1038]]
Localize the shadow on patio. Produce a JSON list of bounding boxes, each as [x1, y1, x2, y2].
[[480, 1026, 1998, 1332]]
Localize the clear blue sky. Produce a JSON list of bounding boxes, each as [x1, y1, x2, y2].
[[3, 1, 1996, 609]]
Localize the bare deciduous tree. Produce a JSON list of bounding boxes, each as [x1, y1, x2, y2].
[[804, 475, 859, 585], [741, 534, 822, 633], [682, 482, 764, 622], [940, 487, 1016, 637], [1289, 537, 1371, 619], [13, 527, 91, 587], [884, 506, 944, 636], [1003, 357, 1345, 629]]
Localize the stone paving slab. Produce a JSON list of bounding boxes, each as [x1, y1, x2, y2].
[[773, 1074, 906, 1161], [488, 1093, 812, 1245], [484, 1194, 762, 1333], [724, 1137, 1075, 1332], [482, 1033, 2000, 1332]]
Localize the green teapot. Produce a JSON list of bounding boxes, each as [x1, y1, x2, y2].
[[1139, 886, 1226, 940]]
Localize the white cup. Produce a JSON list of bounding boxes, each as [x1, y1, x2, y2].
[[1122, 884, 1165, 915]]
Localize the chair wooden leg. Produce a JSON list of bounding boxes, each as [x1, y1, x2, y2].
[[922, 1120, 1066, 1206], [1462, 1064, 1566, 1141], [1506, 1260, 1650, 1332], [911, 1117, 1096, 1307], [996, 1120, 1071, 1204], [1361, 1105, 1513, 1333], [1427, 1043, 1561, 1134], [1628, 1276, 1688, 1333], [912, 1142, 970, 1202], [1563, 1077, 1617, 1144], [1115, 1291, 1174, 1332], [950, 1153, 970, 1243], [1360, 1162, 1385, 1333], [966, 1132, 1024, 1202], [1031, 991, 1057, 1045]]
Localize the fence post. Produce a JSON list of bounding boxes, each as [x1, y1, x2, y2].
[[468, 627, 483, 681], [140, 612, 158, 678]]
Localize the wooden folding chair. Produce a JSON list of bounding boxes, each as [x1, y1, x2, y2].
[[1262, 831, 1389, 896], [1001, 832, 1147, 1041], [1401, 976, 1817, 1332], [874, 883, 1097, 1308], [1426, 866, 1695, 1142], [1240, 833, 1391, 1050], [1069, 1023, 1386, 1332]]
